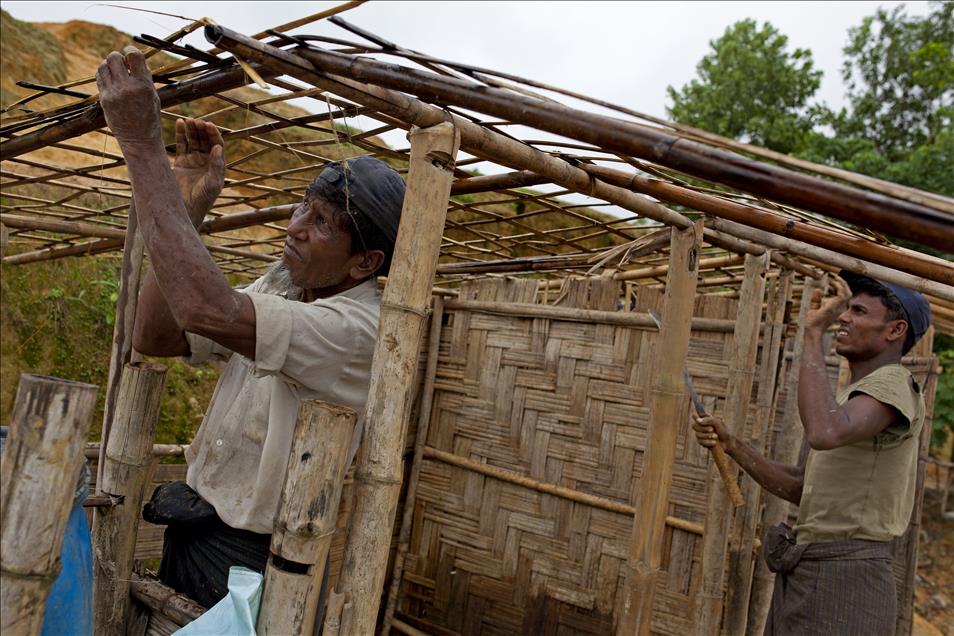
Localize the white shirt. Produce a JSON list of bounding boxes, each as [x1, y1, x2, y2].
[[183, 277, 380, 534]]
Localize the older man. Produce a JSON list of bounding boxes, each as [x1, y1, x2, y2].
[[97, 46, 405, 607], [693, 273, 931, 635]]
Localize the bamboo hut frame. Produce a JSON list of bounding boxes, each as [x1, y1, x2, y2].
[[1, 5, 951, 636]]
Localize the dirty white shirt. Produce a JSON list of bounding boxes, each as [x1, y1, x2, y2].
[[183, 277, 380, 534]]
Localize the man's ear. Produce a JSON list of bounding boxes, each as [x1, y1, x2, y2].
[[350, 249, 385, 279], [886, 319, 908, 345]]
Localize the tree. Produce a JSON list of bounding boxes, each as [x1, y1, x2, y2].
[[666, 19, 823, 154], [807, 2, 954, 196]]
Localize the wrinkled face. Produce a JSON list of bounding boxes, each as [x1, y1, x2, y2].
[[282, 195, 357, 294], [834, 292, 905, 360]]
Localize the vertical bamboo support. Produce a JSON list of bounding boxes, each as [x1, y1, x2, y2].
[[91, 362, 167, 636], [381, 296, 445, 635], [744, 273, 826, 636], [97, 201, 145, 489], [693, 251, 769, 636], [616, 220, 703, 636], [331, 121, 460, 636], [722, 267, 792, 636], [1, 375, 98, 636], [256, 401, 356, 636]]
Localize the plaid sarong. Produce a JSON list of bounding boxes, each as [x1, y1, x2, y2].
[[764, 523, 896, 636]]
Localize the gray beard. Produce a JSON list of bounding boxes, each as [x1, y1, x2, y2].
[[252, 261, 302, 300]]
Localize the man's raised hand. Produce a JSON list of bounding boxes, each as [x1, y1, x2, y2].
[[692, 414, 730, 450], [96, 46, 163, 148], [805, 275, 852, 334], [174, 118, 225, 222]]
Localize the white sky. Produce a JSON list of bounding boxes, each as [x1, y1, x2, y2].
[[1, 1, 931, 209]]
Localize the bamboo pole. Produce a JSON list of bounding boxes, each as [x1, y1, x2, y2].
[[744, 274, 825, 636], [705, 217, 954, 303], [97, 201, 145, 491], [205, 25, 695, 233], [450, 170, 548, 195], [694, 251, 769, 636], [330, 121, 460, 636], [128, 573, 205, 627], [421, 446, 704, 535], [2, 203, 297, 266], [257, 401, 356, 636], [92, 362, 167, 636], [580, 164, 954, 287], [722, 268, 792, 636], [615, 254, 746, 281], [1, 374, 98, 636], [442, 299, 737, 332], [0, 63, 277, 161], [616, 221, 703, 635], [381, 297, 444, 636], [276, 41, 952, 251]]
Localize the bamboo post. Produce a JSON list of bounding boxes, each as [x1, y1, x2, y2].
[[616, 220, 703, 635], [91, 362, 167, 636], [381, 297, 445, 635], [1, 374, 98, 636], [694, 251, 769, 636], [744, 274, 826, 636], [256, 401, 356, 636], [329, 121, 460, 636], [97, 201, 145, 491], [721, 267, 792, 636]]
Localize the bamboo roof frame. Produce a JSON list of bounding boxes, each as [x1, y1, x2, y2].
[[1, 7, 952, 334]]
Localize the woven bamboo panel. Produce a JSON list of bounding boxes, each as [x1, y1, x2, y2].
[[396, 278, 777, 635]]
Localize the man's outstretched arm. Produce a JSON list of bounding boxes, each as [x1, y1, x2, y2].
[[133, 118, 226, 357], [692, 414, 804, 504], [98, 47, 256, 360]]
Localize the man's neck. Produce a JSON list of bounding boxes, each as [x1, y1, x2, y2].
[[848, 350, 903, 384]]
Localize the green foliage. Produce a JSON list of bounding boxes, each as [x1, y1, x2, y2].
[[666, 19, 823, 154], [1, 257, 220, 443], [932, 334, 954, 458]]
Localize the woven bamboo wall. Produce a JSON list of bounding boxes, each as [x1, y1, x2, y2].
[[393, 277, 784, 635]]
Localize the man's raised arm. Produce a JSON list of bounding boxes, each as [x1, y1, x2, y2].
[[97, 47, 256, 360]]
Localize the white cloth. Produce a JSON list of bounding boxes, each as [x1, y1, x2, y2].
[[184, 277, 380, 534], [173, 566, 262, 636]]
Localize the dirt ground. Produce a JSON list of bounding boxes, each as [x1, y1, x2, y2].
[[913, 461, 954, 635]]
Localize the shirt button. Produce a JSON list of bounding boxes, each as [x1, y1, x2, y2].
[[215, 439, 223, 447]]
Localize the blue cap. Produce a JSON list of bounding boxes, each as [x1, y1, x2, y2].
[[840, 271, 932, 352], [313, 155, 406, 245]]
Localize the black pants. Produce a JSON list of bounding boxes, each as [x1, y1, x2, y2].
[[143, 481, 270, 609]]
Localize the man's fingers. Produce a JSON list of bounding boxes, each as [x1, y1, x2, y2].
[[105, 51, 128, 78], [122, 45, 151, 81], [185, 118, 203, 154], [175, 119, 188, 156], [204, 121, 225, 151]]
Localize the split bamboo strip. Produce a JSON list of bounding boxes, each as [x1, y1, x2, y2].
[[129, 573, 204, 627], [722, 268, 792, 636], [617, 221, 703, 635], [745, 274, 825, 636], [705, 217, 954, 303], [382, 298, 445, 636], [421, 446, 703, 536], [85, 442, 187, 459], [442, 299, 737, 332], [205, 26, 695, 233], [258, 401, 356, 636], [581, 164, 953, 287], [98, 201, 145, 491], [92, 362, 167, 636], [277, 41, 952, 251], [615, 254, 746, 281], [0, 214, 126, 239], [1, 374, 98, 636], [332, 122, 460, 636], [695, 251, 769, 636]]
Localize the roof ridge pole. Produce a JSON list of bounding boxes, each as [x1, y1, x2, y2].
[[328, 121, 460, 636], [617, 220, 703, 635]]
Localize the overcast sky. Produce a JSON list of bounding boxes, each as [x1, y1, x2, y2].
[[4, 1, 930, 118]]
